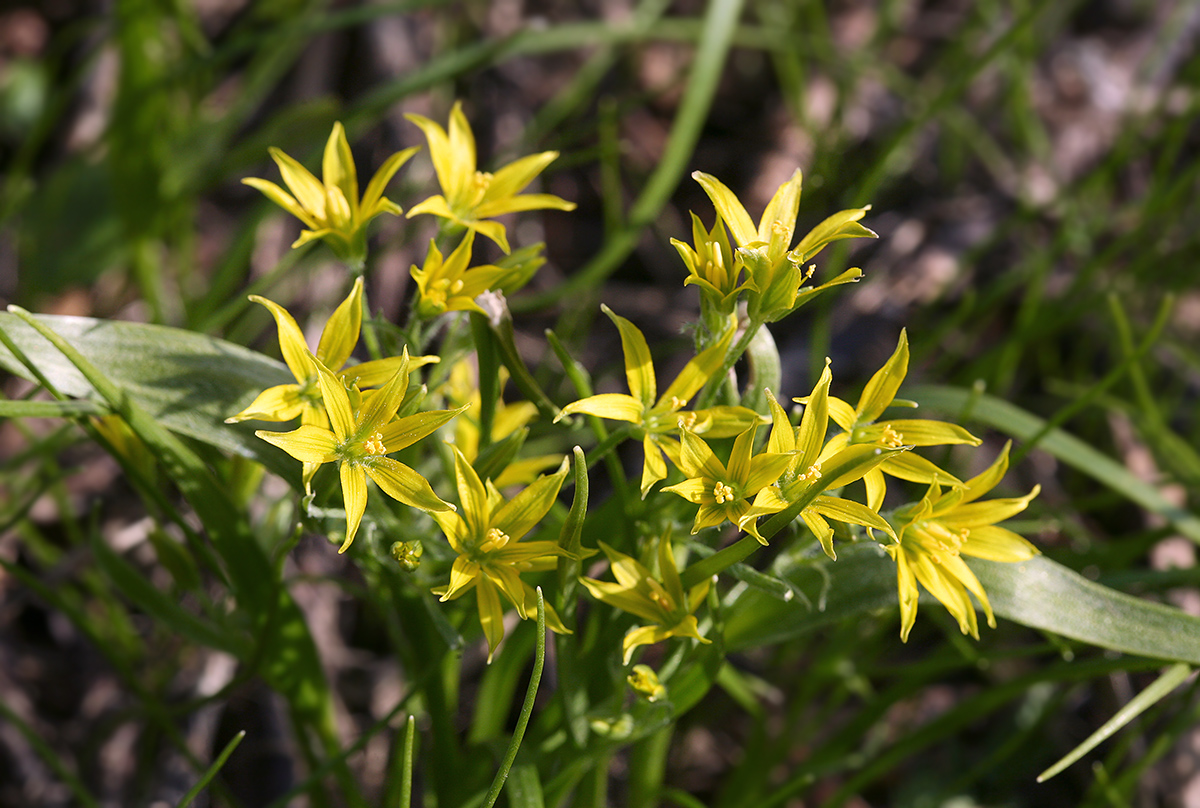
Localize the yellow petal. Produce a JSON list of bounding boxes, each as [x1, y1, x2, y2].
[[757, 168, 802, 251], [322, 122, 359, 218], [445, 101, 477, 204], [249, 295, 314, 383], [491, 459, 568, 541], [556, 393, 644, 424], [477, 575, 505, 663], [316, 277, 363, 370], [622, 624, 674, 665], [475, 192, 576, 219], [313, 358, 356, 442], [677, 429, 726, 481], [357, 350, 411, 434], [657, 321, 735, 409], [361, 146, 420, 219], [441, 555, 480, 601], [269, 147, 326, 221], [241, 177, 317, 228], [254, 424, 337, 463], [339, 462, 368, 552], [483, 151, 558, 202], [691, 171, 756, 247], [367, 457, 453, 513], [405, 111, 456, 202], [960, 524, 1040, 561], [640, 434, 668, 499], [795, 360, 832, 466], [226, 383, 305, 423], [857, 329, 908, 424], [791, 206, 876, 264], [868, 419, 980, 447], [602, 305, 656, 408], [661, 478, 709, 505]]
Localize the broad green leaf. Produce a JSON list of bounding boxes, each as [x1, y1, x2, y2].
[[0, 313, 295, 480], [910, 384, 1200, 545], [0, 398, 106, 417], [723, 544, 1200, 666]]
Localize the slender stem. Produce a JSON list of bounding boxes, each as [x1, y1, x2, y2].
[[400, 715, 417, 808], [481, 588, 547, 808]]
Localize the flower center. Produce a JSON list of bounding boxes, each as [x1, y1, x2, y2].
[[712, 481, 736, 504], [880, 424, 905, 449], [480, 527, 510, 553], [797, 461, 822, 483], [469, 171, 494, 207], [646, 579, 674, 611], [925, 523, 969, 559], [677, 411, 697, 430], [363, 431, 387, 455]]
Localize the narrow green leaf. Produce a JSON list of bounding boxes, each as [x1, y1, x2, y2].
[[1037, 663, 1192, 782], [505, 764, 546, 808], [0, 398, 106, 417], [175, 730, 246, 808]]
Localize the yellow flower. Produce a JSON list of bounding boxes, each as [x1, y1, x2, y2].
[[410, 231, 508, 318], [226, 279, 437, 486], [691, 170, 875, 322], [405, 101, 576, 253], [672, 211, 743, 314], [820, 329, 981, 510], [254, 350, 462, 552], [432, 446, 574, 662], [580, 532, 711, 665], [886, 442, 1040, 641], [737, 376, 897, 555], [555, 305, 762, 497], [243, 122, 418, 266], [661, 422, 793, 535]]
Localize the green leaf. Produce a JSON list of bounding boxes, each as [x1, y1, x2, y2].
[[910, 384, 1200, 545], [0, 312, 296, 480], [1037, 663, 1191, 783], [175, 731, 246, 808], [0, 398, 106, 417], [723, 543, 1200, 664]]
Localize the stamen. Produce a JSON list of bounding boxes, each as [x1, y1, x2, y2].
[[880, 424, 905, 449], [363, 431, 387, 455], [712, 481, 735, 504], [798, 462, 823, 482], [646, 579, 673, 611], [480, 527, 510, 552], [677, 412, 697, 430]]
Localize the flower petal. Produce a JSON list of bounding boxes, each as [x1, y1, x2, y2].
[[556, 394, 644, 424], [249, 295, 314, 383], [241, 178, 317, 228], [691, 171, 756, 247], [492, 459, 568, 541], [254, 424, 337, 463], [441, 555, 480, 601], [322, 122, 358, 219], [477, 575, 505, 662], [313, 358, 356, 442], [226, 383, 305, 423], [269, 147, 326, 221], [339, 463, 368, 552], [602, 305, 656, 409], [856, 329, 908, 424], [483, 151, 558, 202], [366, 457, 453, 513], [361, 146, 420, 218], [316, 277, 363, 371]]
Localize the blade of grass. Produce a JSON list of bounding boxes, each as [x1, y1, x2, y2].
[[174, 730, 245, 808], [1037, 663, 1192, 782]]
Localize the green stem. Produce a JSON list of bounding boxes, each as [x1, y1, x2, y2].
[[696, 317, 763, 409], [481, 588, 547, 808]]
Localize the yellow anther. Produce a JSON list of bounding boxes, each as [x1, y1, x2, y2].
[[880, 424, 905, 449], [771, 220, 790, 237], [450, 279, 464, 294], [363, 431, 387, 455], [646, 579, 674, 611], [480, 527, 511, 552], [669, 395, 686, 412], [798, 462, 823, 482], [712, 481, 735, 504], [677, 412, 697, 430], [470, 171, 494, 205]]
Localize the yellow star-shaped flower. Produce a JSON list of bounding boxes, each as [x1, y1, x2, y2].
[[405, 101, 575, 253], [886, 442, 1040, 641], [243, 122, 418, 267], [432, 446, 574, 662], [555, 305, 762, 497], [580, 532, 711, 664], [254, 350, 463, 552]]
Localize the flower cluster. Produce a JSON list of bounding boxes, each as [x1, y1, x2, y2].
[[235, 105, 1042, 670]]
